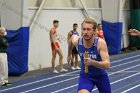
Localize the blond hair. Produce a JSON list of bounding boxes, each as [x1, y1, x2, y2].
[[82, 18, 97, 30]]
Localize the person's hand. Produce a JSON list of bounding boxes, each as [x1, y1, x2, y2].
[[57, 38, 61, 43], [0, 27, 6, 36], [58, 39, 61, 43], [67, 55, 72, 64], [55, 46, 59, 51], [128, 29, 140, 36], [0, 32, 3, 36], [84, 57, 93, 66]]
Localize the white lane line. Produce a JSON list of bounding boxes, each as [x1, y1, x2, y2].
[[61, 74, 79, 76], [20, 59, 140, 93], [20, 76, 79, 93], [0, 70, 80, 92], [110, 59, 140, 68], [1, 54, 140, 92], [121, 83, 140, 93], [111, 72, 140, 84], [111, 55, 140, 64], [50, 72, 140, 93], [112, 80, 140, 92], [22, 59, 140, 93], [49, 64, 140, 93], [92, 72, 140, 91], [109, 70, 140, 73], [51, 84, 78, 93]]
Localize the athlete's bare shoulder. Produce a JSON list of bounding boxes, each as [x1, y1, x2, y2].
[[98, 38, 106, 44], [97, 38, 107, 50], [50, 28, 54, 32], [68, 31, 72, 36]]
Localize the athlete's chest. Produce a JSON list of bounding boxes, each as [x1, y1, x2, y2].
[[78, 46, 98, 60]]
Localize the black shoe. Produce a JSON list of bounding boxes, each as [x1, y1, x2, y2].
[[6, 83, 11, 86], [1, 83, 8, 87], [0, 82, 11, 87]]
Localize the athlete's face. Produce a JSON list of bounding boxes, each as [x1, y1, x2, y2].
[[73, 25, 78, 31], [98, 25, 102, 30], [54, 22, 59, 28], [82, 22, 96, 41]]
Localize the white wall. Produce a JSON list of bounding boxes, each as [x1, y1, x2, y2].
[[122, 9, 130, 48], [28, 8, 102, 71], [22, 0, 29, 27], [0, 0, 130, 72], [101, 0, 130, 48], [0, 0, 130, 71], [88, 9, 102, 23], [1, 0, 23, 29], [28, 7, 131, 71], [29, 0, 100, 8], [101, 0, 119, 22], [121, 0, 130, 48]]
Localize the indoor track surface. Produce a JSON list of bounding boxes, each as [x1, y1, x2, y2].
[[0, 51, 140, 93]]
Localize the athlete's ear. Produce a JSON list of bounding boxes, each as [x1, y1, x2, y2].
[[93, 29, 97, 35]]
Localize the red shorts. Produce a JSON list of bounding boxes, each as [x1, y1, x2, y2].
[[51, 42, 60, 51]]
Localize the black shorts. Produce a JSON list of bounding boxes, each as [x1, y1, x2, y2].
[[72, 47, 78, 55]]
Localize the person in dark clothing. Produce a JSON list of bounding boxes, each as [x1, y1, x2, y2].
[[0, 27, 11, 87]]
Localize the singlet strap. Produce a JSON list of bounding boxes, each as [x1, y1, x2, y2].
[[78, 36, 83, 51], [78, 36, 83, 46], [78, 36, 99, 48], [71, 31, 79, 36], [93, 36, 99, 47]]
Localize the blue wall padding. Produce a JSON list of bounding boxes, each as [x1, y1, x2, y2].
[[102, 21, 122, 55], [6, 27, 29, 76]]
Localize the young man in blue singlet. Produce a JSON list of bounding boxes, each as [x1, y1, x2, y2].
[[67, 23, 80, 70], [67, 18, 111, 93]]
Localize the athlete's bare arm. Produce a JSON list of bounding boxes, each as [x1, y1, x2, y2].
[[96, 38, 110, 69], [84, 38, 110, 69], [50, 29, 55, 44], [67, 35, 79, 63], [67, 32, 72, 43]]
